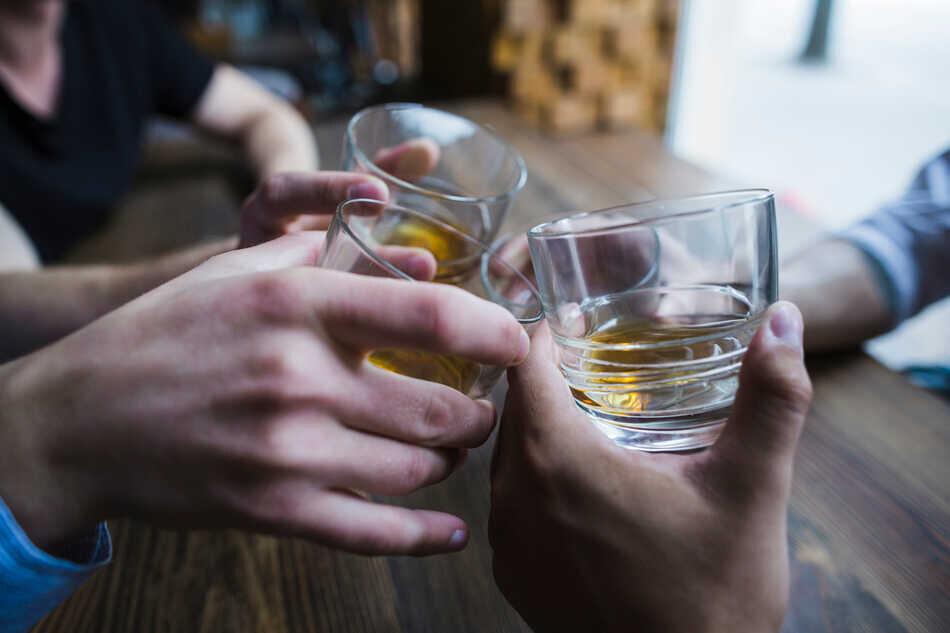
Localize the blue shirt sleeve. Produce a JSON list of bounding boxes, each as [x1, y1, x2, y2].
[[840, 149, 950, 325], [0, 497, 111, 633]]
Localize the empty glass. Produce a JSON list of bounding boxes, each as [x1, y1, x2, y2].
[[319, 198, 542, 398], [343, 103, 527, 245], [527, 190, 778, 452]]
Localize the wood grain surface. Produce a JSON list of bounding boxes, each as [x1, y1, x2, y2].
[[32, 101, 950, 633]]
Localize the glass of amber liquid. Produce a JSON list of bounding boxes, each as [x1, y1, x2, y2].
[[319, 198, 542, 398], [527, 190, 778, 451], [343, 103, 527, 246]]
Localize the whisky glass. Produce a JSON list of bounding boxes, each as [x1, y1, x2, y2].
[[343, 103, 527, 245], [527, 190, 778, 452], [319, 198, 542, 398]]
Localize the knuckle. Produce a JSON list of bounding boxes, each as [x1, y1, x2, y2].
[[259, 173, 290, 206], [254, 415, 335, 478], [420, 395, 453, 444], [758, 357, 814, 418], [742, 344, 813, 416], [242, 274, 302, 324], [237, 480, 304, 528], [783, 375, 814, 416], [247, 340, 311, 387], [395, 520, 431, 556], [259, 488, 299, 525], [246, 349, 293, 385], [413, 291, 454, 346], [310, 173, 337, 203], [236, 347, 328, 428], [400, 450, 437, 493], [251, 416, 303, 467], [341, 515, 421, 555]]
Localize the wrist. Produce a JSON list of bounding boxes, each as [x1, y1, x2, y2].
[[121, 237, 239, 296], [0, 353, 105, 552]]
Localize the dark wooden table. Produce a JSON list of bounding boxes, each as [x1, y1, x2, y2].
[[33, 101, 950, 633]]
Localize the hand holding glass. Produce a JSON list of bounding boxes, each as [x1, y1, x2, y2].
[[527, 190, 778, 451], [343, 103, 527, 247], [319, 199, 542, 398]]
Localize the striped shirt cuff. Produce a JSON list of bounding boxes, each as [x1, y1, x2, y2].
[[838, 223, 918, 326]]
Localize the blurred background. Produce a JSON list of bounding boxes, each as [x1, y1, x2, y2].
[[669, 0, 950, 372], [118, 0, 950, 371]]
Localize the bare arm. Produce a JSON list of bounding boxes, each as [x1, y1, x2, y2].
[[0, 233, 525, 555], [780, 239, 892, 352], [787, 149, 950, 354], [0, 168, 390, 362], [0, 233, 236, 362], [191, 65, 318, 177]]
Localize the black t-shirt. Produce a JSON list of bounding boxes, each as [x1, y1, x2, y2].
[[0, 0, 215, 262]]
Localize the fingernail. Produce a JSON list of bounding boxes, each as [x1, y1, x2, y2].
[[448, 528, 468, 549], [769, 302, 803, 349], [347, 178, 387, 201], [515, 328, 530, 364]]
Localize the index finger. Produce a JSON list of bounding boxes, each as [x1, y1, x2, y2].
[[251, 171, 390, 221], [308, 269, 530, 367]]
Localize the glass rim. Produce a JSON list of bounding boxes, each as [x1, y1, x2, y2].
[[334, 198, 544, 324], [480, 232, 547, 316], [526, 189, 775, 239], [346, 103, 528, 204]]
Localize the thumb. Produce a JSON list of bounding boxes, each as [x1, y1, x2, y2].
[[709, 301, 812, 488], [501, 321, 587, 442]]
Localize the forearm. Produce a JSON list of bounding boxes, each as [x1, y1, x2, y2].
[[780, 239, 892, 352], [0, 352, 103, 552], [245, 103, 319, 177], [191, 65, 319, 177], [0, 236, 236, 361], [0, 239, 237, 549]]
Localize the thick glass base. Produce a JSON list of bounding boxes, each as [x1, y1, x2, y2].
[[577, 401, 729, 452]]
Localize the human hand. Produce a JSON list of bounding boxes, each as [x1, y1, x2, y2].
[[490, 302, 812, 633], [0, 232, 529, 556], [240, 139, 441, 247], [239, 171, 388, 247]]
